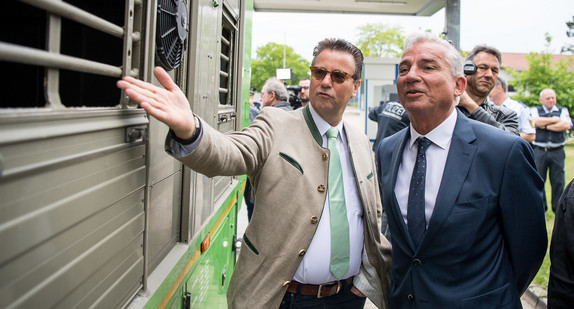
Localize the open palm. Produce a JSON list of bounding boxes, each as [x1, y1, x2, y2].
[[117, 67, 196, 139]]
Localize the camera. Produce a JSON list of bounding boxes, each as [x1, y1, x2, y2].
[[286, 85, 302, 110], [463, 61, 477, 75]]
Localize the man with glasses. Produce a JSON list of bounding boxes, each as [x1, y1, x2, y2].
[[298, 78, 310, 108], [117, 38, 391, 309], [458, 45, 519, 135]]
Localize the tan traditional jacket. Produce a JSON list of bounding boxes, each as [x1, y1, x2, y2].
[[167, 106, 391, 308]]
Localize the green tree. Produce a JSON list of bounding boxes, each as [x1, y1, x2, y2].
[[250, 43, 310, 93], [561, 15, 574, 54], [355, 23, 405, 58], [507, 52, 574, 109]]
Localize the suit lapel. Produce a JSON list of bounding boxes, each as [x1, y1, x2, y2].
[[302, 105, 323, 146], [389, 130, 414, 248], [423, 110, 477, 243]]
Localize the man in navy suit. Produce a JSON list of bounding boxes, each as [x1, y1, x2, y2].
[[375, 32, 547, 308]]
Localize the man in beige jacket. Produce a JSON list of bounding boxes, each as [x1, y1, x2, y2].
[[117, 38, 391, 309]]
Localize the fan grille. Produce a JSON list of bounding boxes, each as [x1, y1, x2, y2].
[[156, 0, 188, 70]]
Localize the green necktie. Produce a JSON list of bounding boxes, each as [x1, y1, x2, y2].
[[326, 127, 350, 280]]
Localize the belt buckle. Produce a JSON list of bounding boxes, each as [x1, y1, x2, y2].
[[316, 281, 341, 299]]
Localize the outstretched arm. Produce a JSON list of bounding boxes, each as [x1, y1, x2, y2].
[[117, 66, 196, 140]]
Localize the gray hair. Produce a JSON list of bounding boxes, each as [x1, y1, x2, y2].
[[403, 32, 464, 77], [466, 45, 502, 66], [263, 78, 289, 101], [540, 88, 555, 98], [495, 77, 508, 93]]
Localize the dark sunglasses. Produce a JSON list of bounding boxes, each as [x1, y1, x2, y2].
[[309, 66, 354, 84]]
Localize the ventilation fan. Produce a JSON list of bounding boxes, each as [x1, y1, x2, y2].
[[155, 0, 189, 70]]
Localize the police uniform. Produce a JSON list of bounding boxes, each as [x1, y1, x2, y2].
[[531, 105, 573, 212]]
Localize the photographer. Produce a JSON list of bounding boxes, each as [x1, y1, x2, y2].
[[298, 78, 310, 108], [285, 78, 310, 110]]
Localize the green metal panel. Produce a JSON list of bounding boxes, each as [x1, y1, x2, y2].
[[144, 180, 244, 308]]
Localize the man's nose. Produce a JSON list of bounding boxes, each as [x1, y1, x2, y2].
[[405, 67, 422, 81], [321, 73, 334, 86]]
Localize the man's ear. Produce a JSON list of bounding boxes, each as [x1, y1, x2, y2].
[[351, 79, 361, 97], [454, 75, 467, 97]]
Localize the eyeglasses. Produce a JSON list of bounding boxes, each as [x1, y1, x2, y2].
[[309, 66, 354, 84]]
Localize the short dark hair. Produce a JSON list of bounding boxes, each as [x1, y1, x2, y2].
[[311, 38, 363, 80], [466, 45, 502, 65]]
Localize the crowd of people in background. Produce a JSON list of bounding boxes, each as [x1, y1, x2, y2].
[[118, 31, 573, 309]]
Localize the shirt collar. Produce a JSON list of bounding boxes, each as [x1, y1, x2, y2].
[[408, 108, 457, 151], [543, 105, 559, 113], [309, 103, 344, 137]]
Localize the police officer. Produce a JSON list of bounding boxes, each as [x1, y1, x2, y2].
[[368, 100, 410, 152], [531, 88, 573, 212]]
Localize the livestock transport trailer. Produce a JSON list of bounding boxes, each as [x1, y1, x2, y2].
[[0, 0, 253, 307]]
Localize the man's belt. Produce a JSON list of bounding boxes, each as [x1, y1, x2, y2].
[[534, 145, 564, 152], [286, 277, 353, 298]]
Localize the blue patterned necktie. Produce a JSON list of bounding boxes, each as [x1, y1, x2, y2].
[[326, 127, 350, 279], [407, 137, 432, 248]]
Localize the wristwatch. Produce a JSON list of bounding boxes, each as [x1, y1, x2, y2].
[[171, 114, 201, 145]]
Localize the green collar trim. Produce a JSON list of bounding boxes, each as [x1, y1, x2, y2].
[[303, 105, 323, 146]]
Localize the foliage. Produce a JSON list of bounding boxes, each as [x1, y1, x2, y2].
[[561, 15, 574, 54], [506, 52, 574, 109], [355, 23, 405, 58], [250, 43, 310, 93]]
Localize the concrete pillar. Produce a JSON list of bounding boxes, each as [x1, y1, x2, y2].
[[445, 0, 461, 50]]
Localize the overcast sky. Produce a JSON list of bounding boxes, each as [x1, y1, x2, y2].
[[251, 0, 574, 62]]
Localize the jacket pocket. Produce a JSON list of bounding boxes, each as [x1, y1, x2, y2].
[[279, 152, 303, 175], [460, 283, 513, 308], [243, 234, 259, 255]]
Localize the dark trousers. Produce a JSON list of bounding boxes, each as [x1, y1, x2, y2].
[[534, 146, 565, 212], [279, 287, 366, 309], [548, 178, 574, 308], [244, 179, 254, 221]]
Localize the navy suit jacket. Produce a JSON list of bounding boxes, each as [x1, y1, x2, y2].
[[376, 110, 547, 308]]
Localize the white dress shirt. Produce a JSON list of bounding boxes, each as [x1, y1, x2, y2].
[[394, 109, 457, 228], [292, 104, 364, 284], [502, 98, 535, 134]]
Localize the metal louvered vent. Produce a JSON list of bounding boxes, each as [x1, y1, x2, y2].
[[155, 0, 189, 70]]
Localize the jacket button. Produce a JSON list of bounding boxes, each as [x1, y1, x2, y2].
[[317, 184, 326, 192], [322, 152, 328, 161], [310, 216, 319, 224], [408, 294, 414, 302], [299, 249, 307, 256], [413, 259, 422, 266], [283, 281, 291, 287]]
